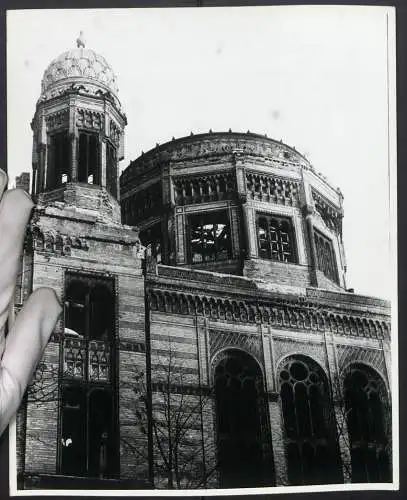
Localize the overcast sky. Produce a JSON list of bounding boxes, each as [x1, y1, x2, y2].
[[6, 6, 396, 301]]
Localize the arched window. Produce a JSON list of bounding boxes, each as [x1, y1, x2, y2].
[[314, 230, 339, 283], [344, 364, 391, 482], [214, 350, 274, 488], [279, 356, 342, 485], [256, 214, 296, 263], [61, 273, 117, 477]]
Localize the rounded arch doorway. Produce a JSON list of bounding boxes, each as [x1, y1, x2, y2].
[[213, 349, 274, 488]]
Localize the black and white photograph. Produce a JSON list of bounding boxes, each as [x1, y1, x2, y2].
[[5, 5, 397, 495]]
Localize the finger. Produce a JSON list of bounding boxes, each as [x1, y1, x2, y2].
[[0, 189, 34, 335], [0, 169, 7, 200], [0, 288, 62, 436]]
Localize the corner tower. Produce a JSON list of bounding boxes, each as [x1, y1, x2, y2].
[[31, 33, 127, 224]]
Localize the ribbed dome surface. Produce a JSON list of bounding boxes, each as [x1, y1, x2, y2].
[[41, 48, 119, 95]]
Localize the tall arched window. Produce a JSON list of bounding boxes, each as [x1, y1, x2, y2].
[[256, 214, 296, 263], [344, 364, 391, 483], [61, 273, 118, 478], [214, 350, 274, 488], [279, 355, 342, 485]]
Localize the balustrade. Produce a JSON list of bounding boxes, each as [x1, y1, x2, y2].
[[63, 337, 110, 382]]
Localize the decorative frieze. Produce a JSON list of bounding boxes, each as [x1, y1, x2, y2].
[[76, 108, 104, 130], [45, 110, 69, 131], [173, 172, 235, 205], [246, 172, 300, 206], [109, 119, 121, 146], [121, 134, 309, 180], [30, 226, 89, 255], [148, 288, 390, 341]]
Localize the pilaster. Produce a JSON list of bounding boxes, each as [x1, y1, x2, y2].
[[268, 393, 288, 486]]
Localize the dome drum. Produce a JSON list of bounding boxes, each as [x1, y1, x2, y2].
[[120, 132, 346, 293]]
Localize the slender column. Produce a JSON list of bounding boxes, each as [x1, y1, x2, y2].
[[69, 133, 77, 181], [100, 139, 107, 188], [31, 165, 37, 196], [238, 194, 250, 258], [37, 143, 47, 194]]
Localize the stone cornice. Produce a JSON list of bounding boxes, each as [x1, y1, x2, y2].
[[120, 132, 311, 183], [147, 285, 390, 341], [146, 265, 390, 322]]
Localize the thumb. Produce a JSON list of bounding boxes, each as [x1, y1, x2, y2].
[[0, 288, 62, 436]]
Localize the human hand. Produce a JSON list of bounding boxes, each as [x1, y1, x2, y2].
[[0, 168, 62, 437]]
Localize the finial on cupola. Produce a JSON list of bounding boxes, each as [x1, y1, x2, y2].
[[76, 31, 86, 48]]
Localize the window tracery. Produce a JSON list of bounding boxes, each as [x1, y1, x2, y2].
[[214, 350, 273, 487], [278, 355, 341, 485], [257, 214, 296, 263], [344, 364, 391, 482]]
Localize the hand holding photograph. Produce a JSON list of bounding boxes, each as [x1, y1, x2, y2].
[[6, 5, 397, 496]]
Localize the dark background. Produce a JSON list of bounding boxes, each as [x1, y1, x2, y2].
[[0, 1, 405, 499]]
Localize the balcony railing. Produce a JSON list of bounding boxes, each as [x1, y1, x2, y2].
[[63, 337, 110, 382]]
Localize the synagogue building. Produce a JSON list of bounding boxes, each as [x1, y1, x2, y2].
[[15, 38, 392, 490]]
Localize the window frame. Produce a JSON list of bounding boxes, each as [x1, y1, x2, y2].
[[313, 228, 339, 284], [139, 223, 163, 264], [256, 213, 297, 264], [77, 130, 101, 186], [187, 210, 232, 264], [47, 131, 71, 190], [59, 272, 118, 478]]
